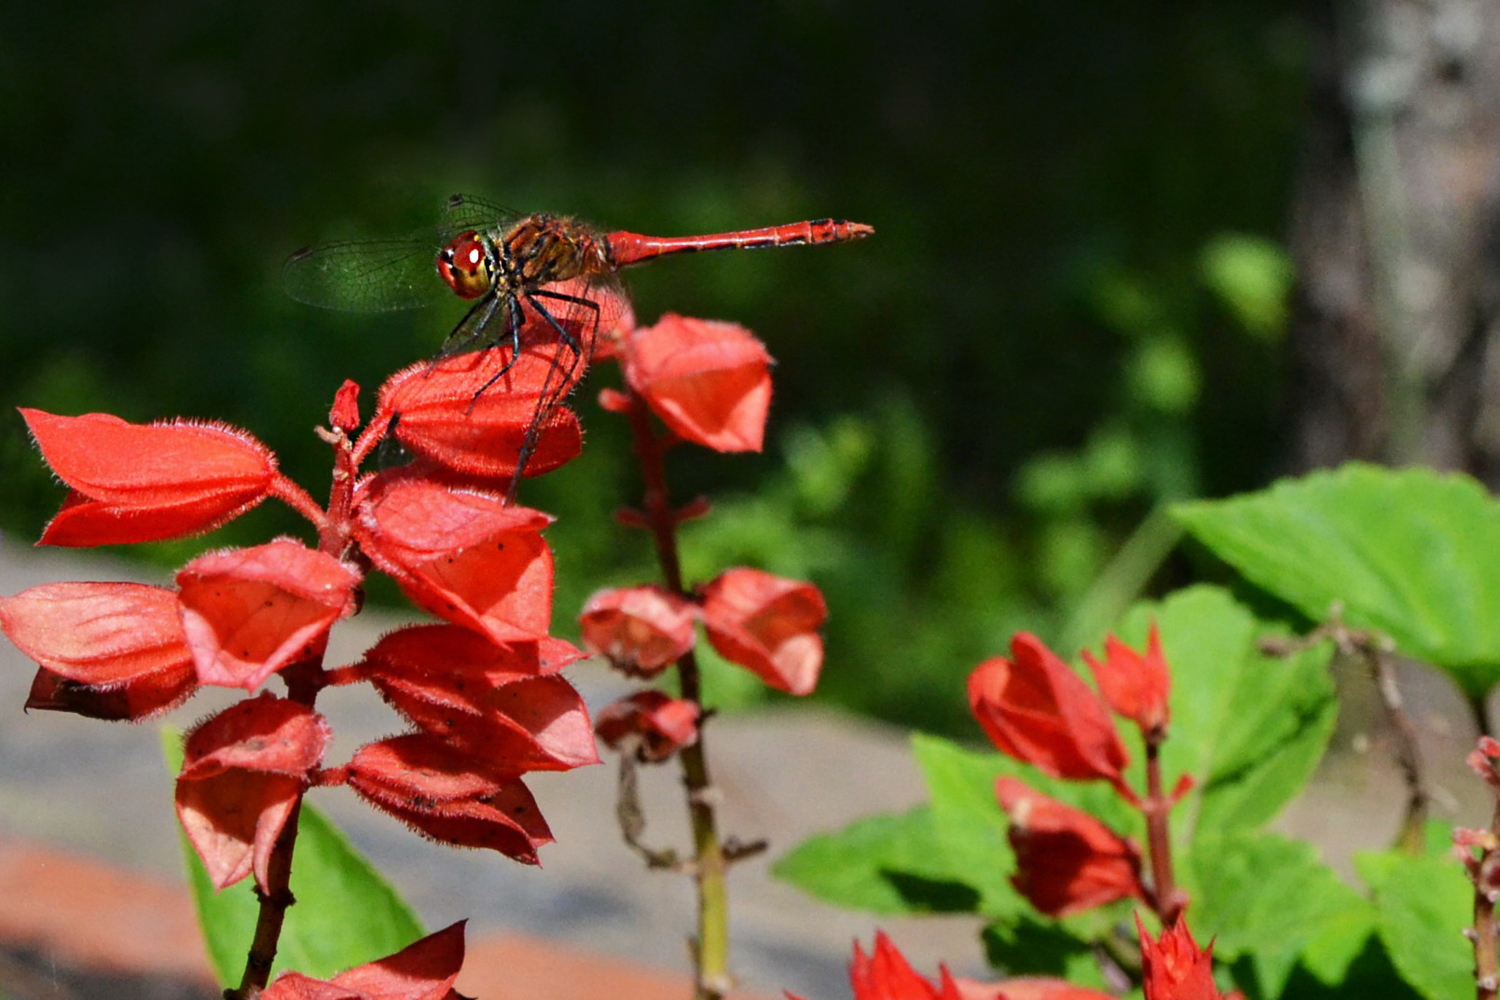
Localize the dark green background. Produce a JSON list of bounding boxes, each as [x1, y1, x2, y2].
[[0, 2, 1307, 734]]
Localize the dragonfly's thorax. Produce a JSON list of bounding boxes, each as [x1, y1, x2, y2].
[[499, 215, 612, 289]]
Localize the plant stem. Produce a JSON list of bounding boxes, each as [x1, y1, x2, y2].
[[1142, 736, 1181, 926], [623, 390, 733, 999]]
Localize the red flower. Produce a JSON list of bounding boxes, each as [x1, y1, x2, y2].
[[996, 777, 1146, 917], [1082, 622, 1171, 735], [594, 691, 700, 762], [968, 634, 1129, 791], [21, 409, 277, 546], [578, 585, 697, 678], [360, 624, 583, 686], [355, 480, 554, 645], [700, 568, 826, 695], [620, 314, 772, 453], [176, 539, 360, 690], [0, 581, 198, 719], [346, 734, 553, 864], [1137, 914, 1231, 1000], [375, 346, 583, 483], [262, 921, 466, 1000], [175, 693, 331, 890]]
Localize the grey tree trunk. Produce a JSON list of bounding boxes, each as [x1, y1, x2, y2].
[[1289, 0, 1500, 483]]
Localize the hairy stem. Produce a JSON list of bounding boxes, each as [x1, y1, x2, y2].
[[623, 390, 732, 999]]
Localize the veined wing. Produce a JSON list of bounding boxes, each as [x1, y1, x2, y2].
[[283, 236, 449, 312]]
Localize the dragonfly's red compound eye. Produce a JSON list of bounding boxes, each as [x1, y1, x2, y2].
[[435, 231, 494, 300]]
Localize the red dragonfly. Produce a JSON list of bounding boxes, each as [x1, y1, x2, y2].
[[285, 194, 874, 486]]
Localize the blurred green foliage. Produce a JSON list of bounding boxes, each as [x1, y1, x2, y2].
[[1, 2, 1307, 736]]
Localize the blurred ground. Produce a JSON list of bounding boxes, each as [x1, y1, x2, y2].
[[0, 535, 985, 1000]]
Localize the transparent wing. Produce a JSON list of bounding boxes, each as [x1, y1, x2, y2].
[[282, 236, 449, 312], [442, 193, 525, 234]]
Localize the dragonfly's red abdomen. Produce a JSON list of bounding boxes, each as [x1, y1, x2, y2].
[[436, 231, 496, 300], [605, 218, 874, 267]]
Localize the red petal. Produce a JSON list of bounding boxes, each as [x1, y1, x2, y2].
[[850, 932, 946, 1000], [25, 662, 197, 721], [1137, 915, 1226, 1000], [348, 734, 552, 863], [578, 585, 696, 678], [177, 539, 360, 690], [176, 768, 300, 891], [262, 973, 364, 1000], [357, 481, 554, 644], [1082, 622, 1172, 734], [968, 634, 1129, 786], [39, 490, 271, 547], [332, 921, 467, 1000], [0, 581, 191, 684], [178, 692, 331, 780], [996, 777, 1145, 917], [377, 347, 583, 481], [330, 380, 362, 433], [700, 568, 826, 695], [22, 410, 276, 542], [594, 691, 700, 762], [371, 672, 600, 772], [361, 624, 582, 686], [621, 315, 772, 452]]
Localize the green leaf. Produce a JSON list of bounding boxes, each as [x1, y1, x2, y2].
[[1174, 464, 1500, 700], [1358, 850, 1473, 1000], [161, 729, 424, 986], [1189, 830, 1374, 999], [1107, 586, 1337, 838], [772, 806, 979, 914], [981, 916, 1107, 987]]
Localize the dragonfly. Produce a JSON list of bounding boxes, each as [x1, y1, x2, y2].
[[285, 194, 874, 490]]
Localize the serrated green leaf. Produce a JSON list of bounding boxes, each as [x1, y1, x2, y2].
[[1174, 464, 1500, 699], [772, 806, 979, 914], [1189, 830, 1373, 999], [162, 728, 424, 986], [1358, 851, 1473, 1000], [1108, 586, 1337, 838]]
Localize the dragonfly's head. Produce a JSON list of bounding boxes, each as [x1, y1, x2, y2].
[[436, 231, 496, 300]]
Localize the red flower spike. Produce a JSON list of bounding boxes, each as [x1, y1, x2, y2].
[[621, 314, 772, 453], [595, 691, 700, 763], [1082, 622, 1171, 735], [356, 480, 554, 645], [968, 634, 1130, 788], [579, 585, 697, 679], [262, 922, 467, 1000], [25, 662, 197, 720], [376, 347, 582, 482], [176, 539, 359, 690], [175, 693, 331, 890], [1137, 914, 1230, 1000], [371, 672, 600, 772], [347, 734, 552, 863], [996, 777, 1146, 917], [22, 409, 277, 546], [700, 568, 827, 696], [330, 380, 362, 433], [361, 624, 583, 686], [0, 581, 192, 684]]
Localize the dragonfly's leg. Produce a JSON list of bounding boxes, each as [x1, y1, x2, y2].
[[502, 292, 601, 501], [467, 298, 526, 408], [529, 288, 601, 363], [435, 294, 502, 362]]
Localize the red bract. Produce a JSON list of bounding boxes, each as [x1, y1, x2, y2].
[[21, 409, 277, 546], [996, 777, 1146, 917], [346, 734, 552, 863], [785, 931, 960, 1000], [594, 690, 700, 762], [376, 347, 582, 482], [968, 634, 1130, 791], [620, 314, 772, 453], [0, 581, 199, 721], [371, 671, 600, 772], [1082, 622, 1171, 735], [262, 921, 466, 1000], [361, 624, 583, 686], [700, 568, 826, 695], [356, 480, 554, 645], [177, 539, 360, 690], [578, 584, 696, 678], [1137, 914, 1230, 1000], [175, 693, 331, 890]]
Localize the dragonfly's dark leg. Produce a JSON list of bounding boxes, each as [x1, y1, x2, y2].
[[504, 292, 602, 502], [465, 296, 527, 408]]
